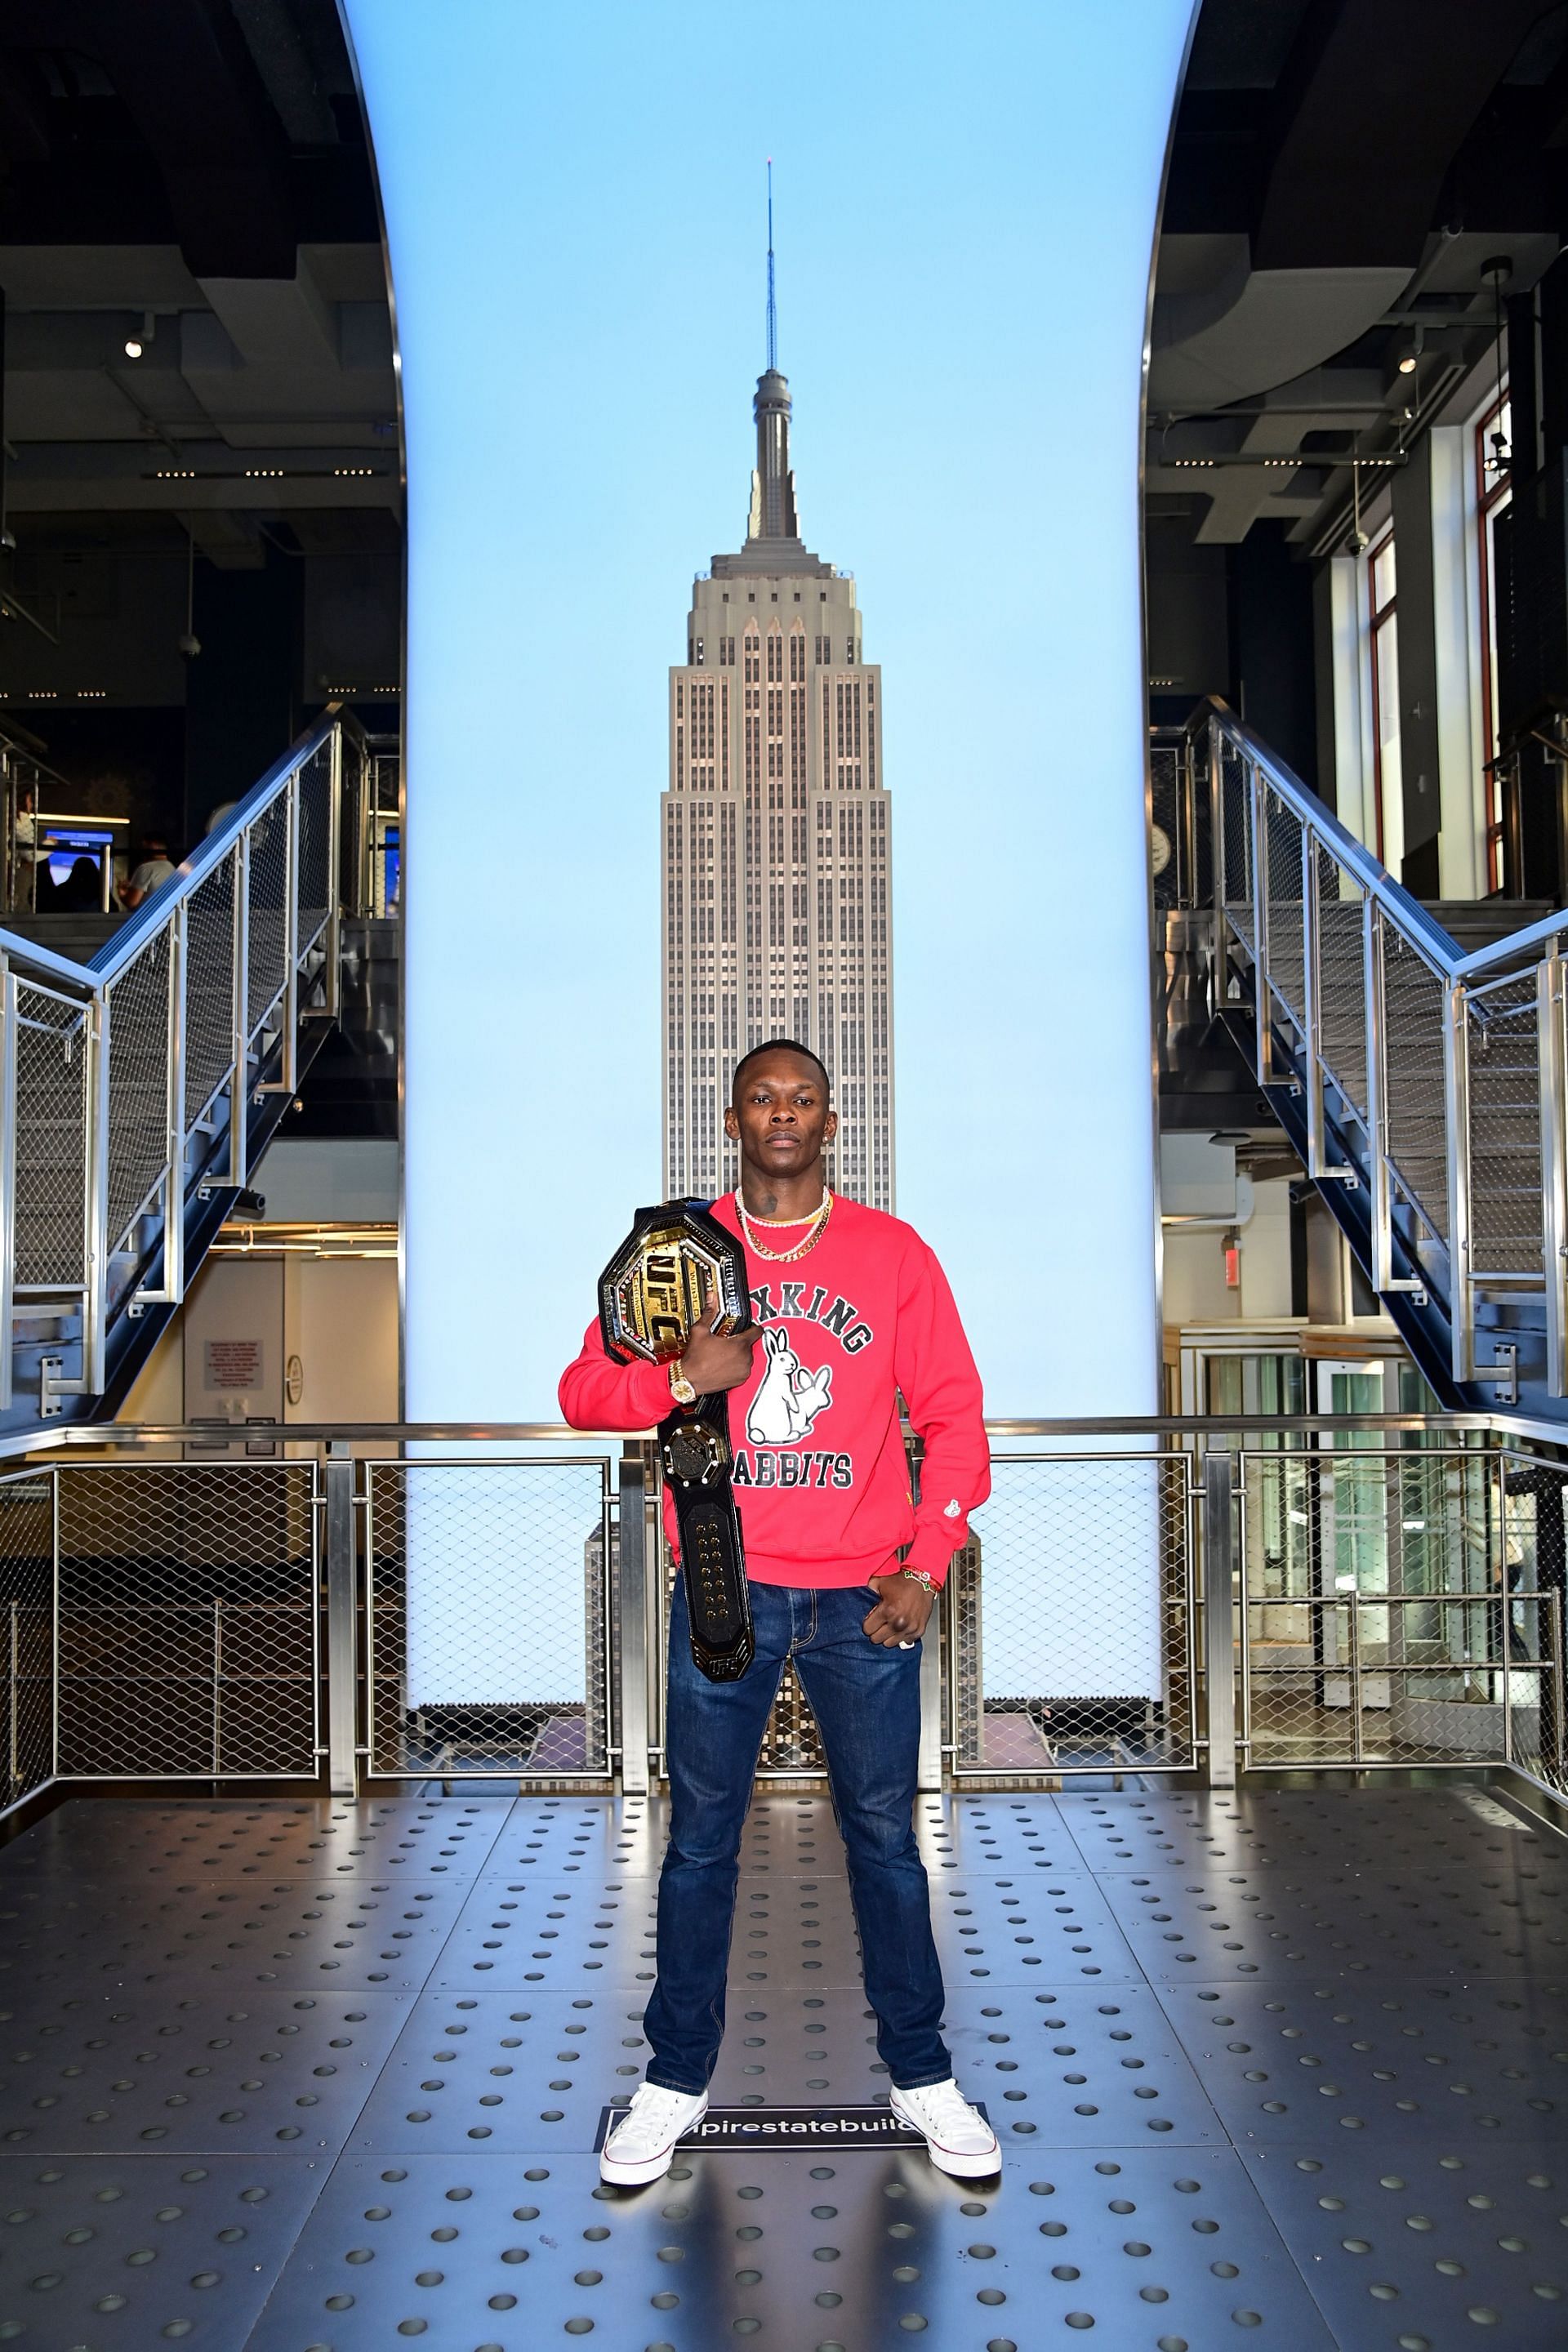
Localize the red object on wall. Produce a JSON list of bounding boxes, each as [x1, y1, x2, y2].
[[1224, 1242, 1241, 1290]]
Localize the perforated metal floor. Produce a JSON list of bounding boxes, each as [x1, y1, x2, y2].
[[0, 1781, 1562, 2350]]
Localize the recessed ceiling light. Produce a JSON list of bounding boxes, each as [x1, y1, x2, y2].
[[124, 337, 143, 359]]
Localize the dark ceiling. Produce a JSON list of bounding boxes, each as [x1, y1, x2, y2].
[[0, 0, 399, 697], [1151, 0, 1568, 549]]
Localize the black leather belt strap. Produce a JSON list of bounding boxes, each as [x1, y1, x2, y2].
[[597, 1197, 755, 1684], [658, 1389, 755, 1682]]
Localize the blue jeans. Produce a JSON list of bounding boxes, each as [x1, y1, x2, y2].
[[643, 1573, 953, 2096]]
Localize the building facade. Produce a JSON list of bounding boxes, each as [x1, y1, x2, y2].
[[662, 366, 893, 1207]]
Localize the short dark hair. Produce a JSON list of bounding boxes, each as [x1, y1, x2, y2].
[[731, 1037, 831, 1103]]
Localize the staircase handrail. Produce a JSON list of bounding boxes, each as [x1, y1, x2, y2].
[[0, 704, 390, 1428], [1184, 697, 1568, 980], [1186, 695, 1568, 1405], [0, 706, 366, 995]]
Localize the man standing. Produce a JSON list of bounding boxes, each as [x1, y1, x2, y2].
[[120, 834, 179, 911], [560, 1040, 998, 2185]]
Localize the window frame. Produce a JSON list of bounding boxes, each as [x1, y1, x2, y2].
[[1366, 528, 1399, 867], [1474, 384, 1512, 893]]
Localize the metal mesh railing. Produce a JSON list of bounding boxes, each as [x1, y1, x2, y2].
[[12, 979, 90, 1290], [0, 1420, 1561, 1819], [1314, 844, 1368, 1124], [297, 742, 333, 952], [183, 849, 237, 1127], [1187, 698, 1568, 1392], [1219, 740, 1252, 939], [1380, 930, 1450, 1241], [365, 1458, 615, 1779], [945, 1450, 1196, 1776], [105, 929, 172, 1255], [0, 712, 389, 1425], [54, 1462, 319, 1779], [1263, 787, 1305, 1032], [0, 1469, 54, 1811], [1238, 1442, 1564, 1793], [245, 804, 291, 1037], [1465, 970, 1544, 1277]]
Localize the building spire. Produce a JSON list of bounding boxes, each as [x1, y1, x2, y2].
[[766, 157, 777, 372], [747, 157, 800, 545]]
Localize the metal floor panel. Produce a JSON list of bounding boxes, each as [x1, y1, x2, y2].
[[0, 1987, 411, 2156], [1241, 2137, 1568, 2348], [242, 2145, 1337, 2352], [0, 1797, 510, 1882], [345, 1982, 1230, 2158], [479, 1794, 668, 1880], [1157, 1977, 1568, 2143], [929, 1872, 1141, 1986], [1058, 1787, 1561, 1876], [941, 1986, 1227, 2151], [1099, 1862, 1568, 1982], [432, 1875, 661, 1992], [915, 1793, 1085, 1873], [1, 1784, 1562, 2348], [0, 1881, 467, 1998], [0, 2154, 325, 2352]]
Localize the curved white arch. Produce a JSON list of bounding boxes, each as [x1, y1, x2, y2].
[[343, 2, 1200, 1428]]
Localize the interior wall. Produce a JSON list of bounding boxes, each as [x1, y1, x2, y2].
[[127, 1252, 399, 1440], [282, 1258, 399, 1427]]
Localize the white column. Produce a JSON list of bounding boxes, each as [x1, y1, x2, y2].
[[1328, 554, 1377, 856], [1428, 424, 1486, 900]]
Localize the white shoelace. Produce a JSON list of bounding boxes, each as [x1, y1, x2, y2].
[[905, 2078, 978, 2127], [620, 2082, 693, 2134]]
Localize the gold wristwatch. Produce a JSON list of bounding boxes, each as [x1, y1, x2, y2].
[[669, 1361, 697, 1408]]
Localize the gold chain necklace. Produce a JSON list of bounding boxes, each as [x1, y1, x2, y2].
[[734, 1187, 834, 1263]]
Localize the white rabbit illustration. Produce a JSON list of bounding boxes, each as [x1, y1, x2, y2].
[[746, 1326, 834, 1445]]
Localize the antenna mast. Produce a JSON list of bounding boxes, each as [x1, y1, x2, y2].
[[766, 157, 777, 371]]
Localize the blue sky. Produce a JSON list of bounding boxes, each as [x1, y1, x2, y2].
[[347, 0, 1195, 1414]]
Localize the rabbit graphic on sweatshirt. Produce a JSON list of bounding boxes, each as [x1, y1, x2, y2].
[[746, 1325, 834, 1446]]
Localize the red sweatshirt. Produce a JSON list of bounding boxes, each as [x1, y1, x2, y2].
[[559, 1192, 989, 1588]]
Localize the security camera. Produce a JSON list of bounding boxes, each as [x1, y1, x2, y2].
[[1348, 528, 1370, 556]]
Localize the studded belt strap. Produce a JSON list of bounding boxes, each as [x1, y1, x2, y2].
[[659, 1391, 755, 1682]]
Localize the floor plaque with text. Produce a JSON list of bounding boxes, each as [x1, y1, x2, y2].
[[595, 2102, 990, 2152]]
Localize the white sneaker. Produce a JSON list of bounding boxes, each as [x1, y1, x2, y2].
[[890, 2078, 1000, 2178], [599, 2081, 709, 2185]]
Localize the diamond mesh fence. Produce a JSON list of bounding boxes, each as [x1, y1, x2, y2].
[[366, 1459, 614, 1778], [13, 980, 90, 1290], [0, 1469, 54, 1812], [245, 802, 290, 1037], [105, 929, 172, 1256], [1464, 972, 1543, 1278], [296, 742, 333, 954], [1314, 844, 1368, 1125], [1220, 741, 1253, 942], [1236, 1443, 1559, 1772], [1263, 788, 1305, 1034], [1379, 929, 1450, 1241], [1150, 742, 1182, 911], [1495, 1450, 1568, 1801], [183, 849, 237, 1127], [947, 1451, 1196, 1775], [54, 1463, 318, 1778]]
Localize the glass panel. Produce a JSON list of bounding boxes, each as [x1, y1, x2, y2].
[[1371, 536, 1397, 612]]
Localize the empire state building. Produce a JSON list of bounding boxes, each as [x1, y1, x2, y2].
[[662, 352, 894, 1208]]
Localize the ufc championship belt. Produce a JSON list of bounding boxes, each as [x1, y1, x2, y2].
[[599, 1200, 755, 1682]]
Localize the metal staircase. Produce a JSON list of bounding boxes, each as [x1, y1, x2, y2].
[[0, 710, 391, 1443], [1156, 701, 1568, 1420]]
